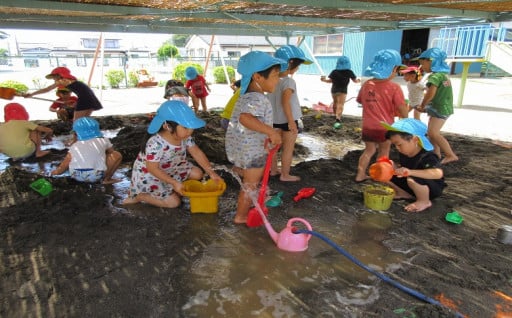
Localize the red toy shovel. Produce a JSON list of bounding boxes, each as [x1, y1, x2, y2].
[[293, 187, 316, 202], [246, 142, 280, 228]]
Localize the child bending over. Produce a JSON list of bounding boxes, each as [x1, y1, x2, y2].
[[51, 117, 122, 184], [382, 118, 446, 212], [0, 103, 53, 160], [123, 100, 222, 208]]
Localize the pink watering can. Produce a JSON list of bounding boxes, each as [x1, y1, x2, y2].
[[251, 198, 313, 252], [265, 217, 313, 252]]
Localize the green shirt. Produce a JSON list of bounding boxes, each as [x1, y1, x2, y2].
[[427, 72, 453, 116]]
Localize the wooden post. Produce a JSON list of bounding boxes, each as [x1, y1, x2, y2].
[[88, 33, 102, 86], [204, 35, 215, 75]]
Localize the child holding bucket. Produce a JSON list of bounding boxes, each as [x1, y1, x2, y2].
[[225, 51, 284, 224], [0, 103, 53, 160], [382, 118, 445, 212], [355, 49, 409, 182], [50, 117, 122, 184], [123, 100, 222, 208]]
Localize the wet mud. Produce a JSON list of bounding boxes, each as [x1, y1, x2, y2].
[[1, 111, 511, 318]]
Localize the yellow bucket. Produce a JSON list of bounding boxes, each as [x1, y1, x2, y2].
[[363, 185, 395, 211], [182, 179, 226, 213]]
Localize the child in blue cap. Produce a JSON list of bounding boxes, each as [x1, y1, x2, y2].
[[320, 56, 360, 123], [355, 49, 409, 182], [417, 47, 458, 165], [225, 51, 285, 224], [123, 100, 222, 208], [382, 118, 445, 212], [184, 66, 210, 113], [51, 117, 122, 184], [267, 45, 312, 182]]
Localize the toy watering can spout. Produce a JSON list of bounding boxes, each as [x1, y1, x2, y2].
[[265, 217, 313, 252]]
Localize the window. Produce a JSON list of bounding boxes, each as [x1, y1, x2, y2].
[[313, 34, 344, 55], [227, 51, 241, 58]]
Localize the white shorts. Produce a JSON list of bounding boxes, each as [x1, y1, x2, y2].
[[70, 168, 105, 183]]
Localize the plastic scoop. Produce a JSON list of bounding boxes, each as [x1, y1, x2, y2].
[[0, 87, 61, 103], [293, 187, 316, 202], [445, 211, 463, 224], [30, 178, 53, 196], [246, 142, 280, 227], [266, 191, 284, 208]]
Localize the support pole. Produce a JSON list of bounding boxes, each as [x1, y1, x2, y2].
[[204, 35, 215, 75], [88, 33, 102, 86], [456, 62, 471, 108]]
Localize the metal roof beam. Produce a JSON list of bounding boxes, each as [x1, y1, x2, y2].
[[256, 0, 496, 20]]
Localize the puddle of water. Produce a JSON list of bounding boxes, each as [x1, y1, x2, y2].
[[297, 133, 363, 161], [179, 208, 405, 317]]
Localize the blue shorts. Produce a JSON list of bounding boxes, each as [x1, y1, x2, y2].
[[70, 168, 105, 183], [425, 105, 449, 120]]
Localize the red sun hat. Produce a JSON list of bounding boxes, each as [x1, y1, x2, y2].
[[46, 67, 76, 80], [399, 66, 421, 74], [4, 103, 29, 122]]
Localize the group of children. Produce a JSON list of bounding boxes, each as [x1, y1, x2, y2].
[[0, 46, 457, 221]]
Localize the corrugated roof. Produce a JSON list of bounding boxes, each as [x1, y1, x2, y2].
[[0, 0, 511, 36]]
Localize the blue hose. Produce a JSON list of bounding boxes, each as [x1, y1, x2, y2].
[[295, 229, 464, 318]]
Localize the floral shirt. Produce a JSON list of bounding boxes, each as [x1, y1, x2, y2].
[[127, 134, 194, 199]]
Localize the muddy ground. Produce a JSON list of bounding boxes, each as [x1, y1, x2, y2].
[[1, 111, 511, 318]]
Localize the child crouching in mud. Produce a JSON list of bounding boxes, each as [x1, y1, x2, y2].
[[123, 100, 222, 208], [382, 118, 446, 212]]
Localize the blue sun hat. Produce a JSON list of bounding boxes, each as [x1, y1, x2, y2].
[[185, 66, 198, 80], [275, 45, 313, 67], [237, 51, 286, 94], [381, 118, 434, 151], [364, 49, 405, 79], [418, 48, 450, 73], [336, 56, 351, 70], [73, 117, 103, 141], [148, 100, 205, 134]]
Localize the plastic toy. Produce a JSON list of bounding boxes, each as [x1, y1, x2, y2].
[[246, 143, 280, 227], [265, 191, 283, 208], [293, 187, 316, 202], [369, 156, 408, 182]]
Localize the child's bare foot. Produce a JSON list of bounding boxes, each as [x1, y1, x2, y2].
[[355, 174, 370, 183], [35, 150, 50, 158], [122, 196, 140, 205], [103, 178, 122, 185], [441, 155, 459, 165], [404, 200, 432, 212], [270, 168, 281, 177], [233, 215, 247, 224], [280, 174, 300, 182]]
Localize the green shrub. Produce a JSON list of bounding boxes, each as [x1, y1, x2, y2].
[[105, 69, 125, 88], [213, 66, 235, 84], [128, 71, 139, 88], [173, 62, 203, 83], [0, 80, 29, 94]]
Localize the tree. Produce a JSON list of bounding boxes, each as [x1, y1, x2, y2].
[[172, 35, 190, 47], [157, 42, 179, 60]]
